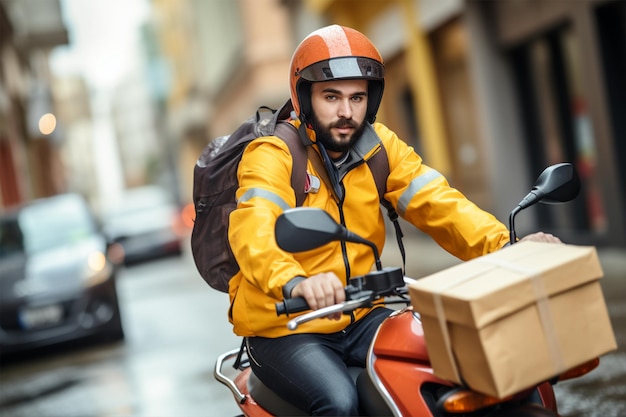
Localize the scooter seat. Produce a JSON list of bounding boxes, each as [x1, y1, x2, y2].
[[247, 367, 364, 416]]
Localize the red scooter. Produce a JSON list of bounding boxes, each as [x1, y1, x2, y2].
[[214, 163, 600, 416]]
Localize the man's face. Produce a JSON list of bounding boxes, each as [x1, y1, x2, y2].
[[309, 79, 368, 156]]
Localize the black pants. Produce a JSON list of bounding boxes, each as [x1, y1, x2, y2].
[[246, 307, 392, 416]]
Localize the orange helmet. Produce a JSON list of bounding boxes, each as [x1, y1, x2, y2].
[[289, 25, 385, 124]]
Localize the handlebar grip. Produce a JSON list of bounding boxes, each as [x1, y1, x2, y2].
[[275, 297, 310, 316]]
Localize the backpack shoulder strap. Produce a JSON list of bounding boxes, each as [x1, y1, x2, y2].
[[274, 122, 307, 207], [367, 145, 406, 275], [366, 146, 389, 201]]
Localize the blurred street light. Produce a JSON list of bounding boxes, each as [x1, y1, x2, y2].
[[38, 113, 57, 135]]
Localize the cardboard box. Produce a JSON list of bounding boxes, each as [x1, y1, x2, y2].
[[409, 242, 617, 398]]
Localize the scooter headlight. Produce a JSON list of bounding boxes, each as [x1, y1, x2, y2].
[[440, 388, 512, 413]]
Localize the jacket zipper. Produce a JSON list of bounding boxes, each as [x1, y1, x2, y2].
[[336, 182, 355, 324]]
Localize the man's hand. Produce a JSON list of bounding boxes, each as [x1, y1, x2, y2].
[[291, 272, 345, 320], [519, 232, 562, 243]]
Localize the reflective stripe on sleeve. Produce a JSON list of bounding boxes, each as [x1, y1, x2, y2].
[[238, 187, 291, 211], [398, 169, 443, 216]]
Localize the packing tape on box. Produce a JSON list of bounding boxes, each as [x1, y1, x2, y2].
[[432, 263, 491, 383], [433, 292, 462, 382], [432, 251, 565, 383]]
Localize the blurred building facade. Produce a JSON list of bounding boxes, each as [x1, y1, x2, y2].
[[1, 0, 624, 247], [146, 0, 307, 205], [0, 0, 69, 207], [171, 0, 625, 246]]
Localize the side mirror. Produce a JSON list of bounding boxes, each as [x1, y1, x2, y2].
[[509, 162, 580, 244], [275, 207, 383, 270], [275, 208, 345, 253], [517, 163, 580, 209]]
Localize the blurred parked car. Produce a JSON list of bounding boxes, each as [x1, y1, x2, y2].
[[0, 194, 124, 357], [102, 185, 184, 266]]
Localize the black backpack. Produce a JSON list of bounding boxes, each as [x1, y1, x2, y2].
[[191, 100, 404, 292]]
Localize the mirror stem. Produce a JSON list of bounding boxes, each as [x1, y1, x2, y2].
[[346, 230, 383, 271], [367, 242, 382, 271], [508, 206, 521, 245]]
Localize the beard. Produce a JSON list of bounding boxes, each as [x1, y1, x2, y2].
[[309, 114, 367, 154]]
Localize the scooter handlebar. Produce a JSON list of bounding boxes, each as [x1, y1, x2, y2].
[[275, 269, 409, 318], [275, 297, 310, 316], [275, 288, 372, 317]]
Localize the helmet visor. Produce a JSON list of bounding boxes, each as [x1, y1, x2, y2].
[[298, 57, 384, 82]]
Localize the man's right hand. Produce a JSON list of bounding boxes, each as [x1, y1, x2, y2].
[[291, 273, 345, 320]]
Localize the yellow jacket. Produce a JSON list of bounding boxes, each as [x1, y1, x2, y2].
[[228, 121, 509, 337]]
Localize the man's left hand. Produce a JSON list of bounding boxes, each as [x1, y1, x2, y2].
[[520, 232, 562, 243]]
